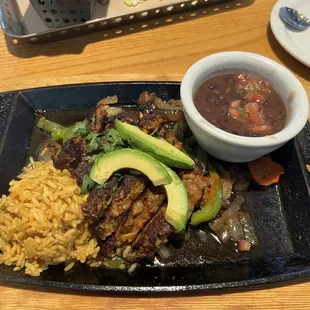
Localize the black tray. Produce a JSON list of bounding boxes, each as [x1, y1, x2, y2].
[[0, 82, 310, 294]]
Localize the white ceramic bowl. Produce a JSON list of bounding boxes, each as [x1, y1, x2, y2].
[[180, 52, 309, 163]]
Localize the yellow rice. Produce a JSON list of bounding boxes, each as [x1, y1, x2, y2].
[[0, 160, 99, 277]]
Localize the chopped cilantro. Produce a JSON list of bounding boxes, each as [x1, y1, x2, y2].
[[81, 175, 95, 195], [150, 127, 159, 137], [236, 89, 247, 96], [114, 176, 124, 190], [238, 108, 249, 119], [106, 195, 113, 206], [95, 183, 107, 190], [101, 129, 125, 153], [106, 129, 124, 146], [106, 176, 124, 205], [85, 129, 124, 154], [87, 153, 101, 163], [86, 133, 101, 153], [73, 122, 88, 137], [102, 144, 117, 154]]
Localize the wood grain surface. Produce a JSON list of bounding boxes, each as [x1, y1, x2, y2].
[[0, 0, 310, 309]]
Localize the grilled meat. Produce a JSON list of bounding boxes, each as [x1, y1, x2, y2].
[[178, 162, 208, 212], [71, 160, 92, 187], [101, 185, 166, 257], [96, 175, 148, 241], [82, 176, 119, 225], [46, 93, 225, 268], [88, 102, 109, 133], [138, 113, 170, 134], [52, 137, 87, 170], [199, 174, 219, 208], [105, 110, 171, 135], [159, 126, 182, 150], [126, 207, 173, 262], [105, 110, 140, 131], [87, 99, 182, 151]]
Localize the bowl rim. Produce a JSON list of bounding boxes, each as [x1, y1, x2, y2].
[[180, 51, 309, 148]]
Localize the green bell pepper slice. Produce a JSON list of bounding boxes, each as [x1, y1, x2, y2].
[[190, 148, 223, 225]]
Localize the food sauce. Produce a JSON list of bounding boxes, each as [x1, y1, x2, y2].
[[194, 73, 288, 137]]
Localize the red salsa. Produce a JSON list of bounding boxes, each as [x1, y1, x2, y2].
[[194, 73, 288, 137]]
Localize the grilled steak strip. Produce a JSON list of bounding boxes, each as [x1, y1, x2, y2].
[[82, 176, 119, 225], [71, 160, 92, 187], [52, 137, 88, 170], [178, 162, 208, 213], [104, 110, 171, 135], [101, 185, 166, 257], [126, 206, 173, 262], [86, 102, 109, 133], [158, 126, 183, 150], [92, 107, 182, 148], [138, 113, 170, 134], [96, 175, 148, 241]]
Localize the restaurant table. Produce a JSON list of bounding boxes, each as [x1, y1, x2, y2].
[[0, 0, 310, 309]]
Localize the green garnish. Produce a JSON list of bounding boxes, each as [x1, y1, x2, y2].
[[238, 108, 249, 119], [150, 127, 159, 137], [38, 117, 126, 156], [101, 129, 124, 154], [85, 132, 101, 153], [106, 176, 124, 205], [106, 129, 124, 146], [236, 89, 247, 96], [106, 195, 113, 206], [87, 153, 101, 163], [81, 175, 95, 195], [95, 183, 107, 190], [102, 144, 116, 154]]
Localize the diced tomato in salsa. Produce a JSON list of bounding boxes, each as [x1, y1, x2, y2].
[[244, 102, 264, 126], [251, 124, 273, 135], [244, 92, 265, 103]]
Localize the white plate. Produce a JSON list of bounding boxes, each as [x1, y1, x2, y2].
[[270, 0, 310, 67]]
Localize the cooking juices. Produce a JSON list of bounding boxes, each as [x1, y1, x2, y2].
[[194, 73, 288, 137]]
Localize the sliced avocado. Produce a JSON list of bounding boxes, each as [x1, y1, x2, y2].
[[89, 148, 172, 186], [162, 164, 189, 232], [115, 120, 195, 169]]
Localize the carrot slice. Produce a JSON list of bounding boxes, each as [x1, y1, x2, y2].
[[306, 164, 310, 173], [248, 157, 284, 186]]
